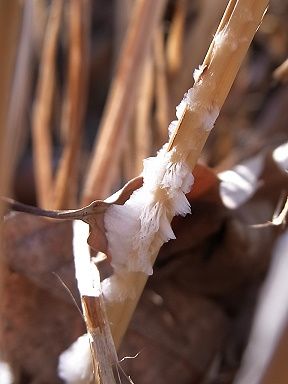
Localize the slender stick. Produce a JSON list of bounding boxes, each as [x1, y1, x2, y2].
[[31, 0, 63, 208], [134, 51, 154, 174], [82, 0, 167, 203], [166, 0, 187, 78], [105, 0, 269, 348], [154, 26, 169, 146], [169, 0, 227, 114], [5, 1, 33, 192], [53, 0, 90, 209], [2, 196, 108, 220], [0, 1, 22, 202]]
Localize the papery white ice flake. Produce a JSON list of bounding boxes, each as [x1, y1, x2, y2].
[[193, 64, 207, 83], [58, 334, 93, 384], [104, 147, 194, 277]]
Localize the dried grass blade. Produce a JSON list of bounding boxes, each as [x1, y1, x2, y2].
[[166, 0, 187, 78], [134, 51, 154, 174], [154, 27, 169, 146], [53, 0, 90, 209], [82, 0, 167, 202], [5, 1, 33, 191], [73, 221, 118, 384], [0, 1, 22, 201], [31, 0, 63, 208], [104, 0, 270, 349]]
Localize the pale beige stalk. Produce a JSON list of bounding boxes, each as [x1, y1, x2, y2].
[[0, 1, 22, 202], [105, 0, 269, 348], [53, 0, 90, 209], [82, 0, 167, 202], [169, 0, 227, 116], [166, 0, 187, 78], [31, 0, 63, 208], [135, 51, 154, 174], [154, 27, 170, 146]]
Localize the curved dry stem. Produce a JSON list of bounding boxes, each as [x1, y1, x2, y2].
[[105, 0, 269, 349]]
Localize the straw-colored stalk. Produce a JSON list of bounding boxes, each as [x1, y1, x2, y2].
[[154, 27, 169, 146], [82, 0, 167, 202], [166, 0, 187, 78], [105, 0, 269, 348], [169, 0, 227, 114], [53, 0, 90, 209], [6, 1, 34, 191], [134, 51, 154, 174], [31, 0, 63, 208], [0, 1, 22, 203]]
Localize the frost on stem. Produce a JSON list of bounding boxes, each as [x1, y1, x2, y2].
[[103, 32, 228, 299], [104, 146, 194, 278], [58, 334, 93, 384]]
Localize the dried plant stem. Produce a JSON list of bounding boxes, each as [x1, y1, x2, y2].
[[82, 0, 167, 202], [122, 123, 136, 182], [73, 221, 118, 383], [105, 0, 269, 348], [0, 2, 22, 357], [0, 1, 22, 202], [53, 0, 89, 209], [166, 0, 187, 78], [154, 27, 169, 145], [31, 0, 63, 208], [169, 0, 227, 113], [5, 1, 33, 190], [134, 52, 154, 174]]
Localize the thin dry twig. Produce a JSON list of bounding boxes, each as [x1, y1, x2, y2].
[[5, 1, 33, 191], [82, 0, 167, 203], [53, 0, 90, 209], [134, 51, 154, 174], [31, 0, 63, 208], [104, 0, 270, 349], [154, 27, 169, 146], [166, 0, 187, 78], [0, 1, 22, 202], [169, 0, 227, 114]]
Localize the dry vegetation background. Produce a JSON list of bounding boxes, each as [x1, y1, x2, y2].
[[0, 0, 288, 383]]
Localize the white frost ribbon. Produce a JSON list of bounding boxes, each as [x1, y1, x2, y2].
[[104, 146, 194, 276], [72, 220, 100, 298]]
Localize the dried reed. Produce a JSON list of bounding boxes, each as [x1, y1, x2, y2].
[[104, 0, 270, 349], [31, 0, 63, 208]]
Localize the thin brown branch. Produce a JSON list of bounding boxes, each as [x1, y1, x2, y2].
[[154, 26, 169, 146], [82, 0, 167, 203], [6, 1, 34, 191], [104, 0, 269, 349], [166, 0, 187, 78], [53, 0, 90, 209], [169, 0, 228, 115], [31, 0, 63, 208], [0, 1, 22, 202], [135, 51, 154, 174]]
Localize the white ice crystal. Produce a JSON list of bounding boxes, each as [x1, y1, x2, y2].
[[193, 64, 207, 83], [58, 334, 93, 384], [202, 105, 220, 131], [104, 147, 194, 278], [103, 57, 222, 299], [0, 362, 13, 384], [73, 220, 100, 297]]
